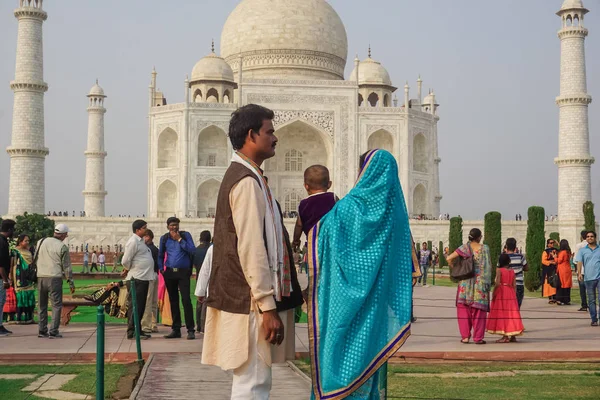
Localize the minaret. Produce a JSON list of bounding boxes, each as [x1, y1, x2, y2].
[[555, 0, 594, 242], [7, 0, 49, 216], [83, 81, 107, 217]]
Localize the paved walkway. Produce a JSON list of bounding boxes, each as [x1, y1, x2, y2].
[[130, 354, 310, 400]]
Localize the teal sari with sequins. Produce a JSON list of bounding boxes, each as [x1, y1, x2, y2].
[[308, 150, 413, 399]]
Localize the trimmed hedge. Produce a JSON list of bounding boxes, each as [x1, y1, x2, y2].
[[525, 206, 545, 292], [439, 241, 447, 267], [549, 232, 560, 245], [484, 211, 502, 283], [449, 217, 463, 254], [583, 201, 596, 233]]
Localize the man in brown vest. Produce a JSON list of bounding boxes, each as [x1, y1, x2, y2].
[[202, 104, 303, 398]]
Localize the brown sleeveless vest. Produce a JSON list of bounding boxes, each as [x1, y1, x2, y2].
[[207, 162, 304, 315]]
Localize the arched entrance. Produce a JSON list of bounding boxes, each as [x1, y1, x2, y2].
[[197, 126, 228, 167], [413, 134, 428, 173], [157, 180, 178, 219], [157, 128, 178, 168], [265, 120, 331, 205], [368, 129, 394, 153], [413, 184, 427, 216], [197, 179, 220, 217]]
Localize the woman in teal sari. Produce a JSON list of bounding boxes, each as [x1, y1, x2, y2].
[[11, 234, 36, 324], [308, 149, 414, 399]]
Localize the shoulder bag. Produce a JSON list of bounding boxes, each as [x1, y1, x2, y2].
[[450, 243, 476, 282], [25, 237, 46, 284]]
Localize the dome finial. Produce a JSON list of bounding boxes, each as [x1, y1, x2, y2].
[[368, 44, 371, 58], [95, 78, 98, 84], [211, 39, 215, 53]]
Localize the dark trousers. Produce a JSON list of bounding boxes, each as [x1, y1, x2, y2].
[[127, 279, 150, 337], [516, 285, 525, 309], [196, 299, 207, 332], [90, 263, 98, 272], [164, 268, 194, 332], [579, 279, 588, 309]]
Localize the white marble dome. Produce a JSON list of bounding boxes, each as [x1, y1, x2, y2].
[[191, 51, 235, 83], [220, 0, 348, 80], [88, 81, 105, 97], [351, 56, 393, 87], [560, 0, 585, 10]]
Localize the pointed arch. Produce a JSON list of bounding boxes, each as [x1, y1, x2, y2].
[[358, 93, 364, 106], [368, 92, 379, 107], [157, 128, 178, 168], [368, 129, 394, 153], [197, 179, 221, 217], [413, 184, 427, 216], [413, 133, 428, 173], [223, 89, 231, 104], [197, 125, 228, 167], [157, 179, 178, 218], [383, 94, 390, 107], [206, 88, 219, 103], [193, 89, 203, 103]]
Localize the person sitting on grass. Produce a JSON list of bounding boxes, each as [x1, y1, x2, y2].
[[486, 254, 524, 343]]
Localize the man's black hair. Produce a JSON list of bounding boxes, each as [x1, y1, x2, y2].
[[581, 230, 588, 240], [228, 104, 274, 150], [506, 238, 517, 251], [132, 219, 147, 233], [200, 230, 212, 243], [166, 217, 180, 225], [1, 219, 16, 233]]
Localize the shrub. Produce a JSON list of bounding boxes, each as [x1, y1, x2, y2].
[[549, 232, 560, 245], [525, 206, 545, 292], [439, 241, 447, 267], [14, 213, 55, 246], [484, 211, 502, 282], [449, 217, 463, 254]]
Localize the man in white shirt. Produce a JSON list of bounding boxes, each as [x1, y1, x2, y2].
[[98, 251, 106, 273], [574, 230, 589, 312], [120, 220, 155, 340]]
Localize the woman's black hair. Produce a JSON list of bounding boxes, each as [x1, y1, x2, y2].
[[16, 234, 29, 246], [468, 228, 482, 242], [559, 239, 571, 254], [359, 151, 371, 174]]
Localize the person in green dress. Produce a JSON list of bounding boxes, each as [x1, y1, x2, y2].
[[11, 234, 36, 324]]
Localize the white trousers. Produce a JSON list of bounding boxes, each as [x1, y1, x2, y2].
[[141, 279, 158, 333], [231, 310, 272, 400]]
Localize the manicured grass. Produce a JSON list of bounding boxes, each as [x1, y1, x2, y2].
[[0, 364, 128, 399], [293, 360, 600, 399]]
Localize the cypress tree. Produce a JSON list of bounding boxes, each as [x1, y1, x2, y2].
[[484, 211, 502, 282], [583, 201, 596, 233], [439, 241, 447, 267], [549, 232, 560, 245], [449, 217, 463, 254], [525, 206, 545, 292]]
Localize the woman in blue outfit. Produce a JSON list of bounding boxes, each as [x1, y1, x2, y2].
[[307, 149, 414, 399]]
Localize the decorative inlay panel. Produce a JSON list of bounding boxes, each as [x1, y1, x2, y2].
[[273, 110, 334, 138]]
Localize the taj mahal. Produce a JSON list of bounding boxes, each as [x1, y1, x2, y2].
[[4, 0, 594, 249]]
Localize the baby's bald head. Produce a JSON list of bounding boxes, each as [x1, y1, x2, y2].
[[304, 165, 331, 192]]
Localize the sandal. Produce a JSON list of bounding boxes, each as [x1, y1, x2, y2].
[[461, 338, 470, 344], [474, 340, 486, 345], [496, 337, 510, 343], [509, 336, 517, 343]]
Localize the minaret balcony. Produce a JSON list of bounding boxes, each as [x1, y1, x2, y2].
[[14, 7, 47, 20], [554, 156, 595, 166], [6, 147, 49, 157], [84, 151, 107, 157], [558, 27, 588, 39], [555, 94, 592, 105], [10, 80, 48, 92]]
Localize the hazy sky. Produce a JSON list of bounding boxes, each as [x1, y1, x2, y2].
[[0, 0, 598, 219]]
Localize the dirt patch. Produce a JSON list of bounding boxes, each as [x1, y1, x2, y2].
[[112, 362, 142, 399]]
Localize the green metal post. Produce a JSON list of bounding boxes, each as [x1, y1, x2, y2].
[[96, 305, 105, 400], [130, 279, 143, 364], [378, 363, 388, 399]]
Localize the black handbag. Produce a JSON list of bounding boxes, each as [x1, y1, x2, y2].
[[549, 270, 560, 289], [450, 243, 475, 282], [25, 237, 46, 284]]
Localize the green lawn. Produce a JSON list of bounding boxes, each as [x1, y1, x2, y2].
[[294, 360, 600, 399], [0, 364, 130, 399]]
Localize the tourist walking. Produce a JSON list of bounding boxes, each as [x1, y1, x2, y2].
[[486, 254, 524, 342], [418, 241, 432, 286], [574, 231, 589, 312], [447, 228, 492, 345], [307, 149, 413, 397], [11, 235, 36, 324], [83, 251, 89, 274], [556, 240, 573, 305], [111, 250, 119, 272], [158, 217, 196, 340], [37, 224, 75, 339], [121, 220, 155, 340], [542, 239, 558, 304], [202, 104, 303, 398], [194, 244, 213, 335], [0, 219, 16, 336], [193, 230, 211, 333], [505, 238, 528, 308], [141, 229, 159, 335], [91, 251, 98, 272], [575, 231, 600, 326], [98, 251, 106, 273]]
